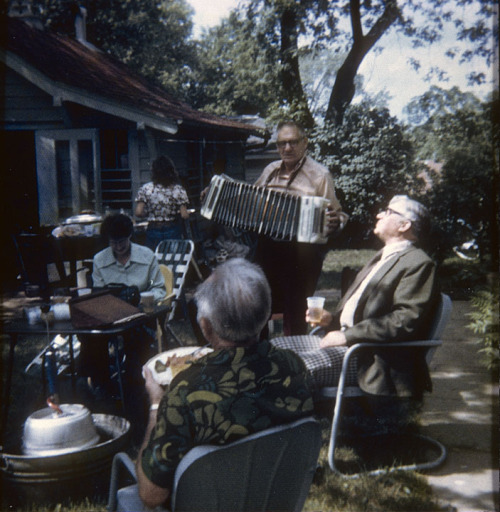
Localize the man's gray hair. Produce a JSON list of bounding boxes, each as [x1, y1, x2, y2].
[[277, 119, 306, 139], [388, 195, 431, 240], [195, 258, 271, 344]]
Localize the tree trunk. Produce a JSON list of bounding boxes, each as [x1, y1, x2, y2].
[[325, 0, 400, 126], [280, 7, 315, 129]]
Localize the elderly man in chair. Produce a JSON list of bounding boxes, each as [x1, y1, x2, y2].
[[272, 195, 440, 399], [136, 258, 314, 510]]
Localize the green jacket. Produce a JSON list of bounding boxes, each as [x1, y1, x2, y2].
[[333, 245, 439, 397]]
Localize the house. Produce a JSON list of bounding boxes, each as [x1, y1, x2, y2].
[[0, 9, 266, 234]]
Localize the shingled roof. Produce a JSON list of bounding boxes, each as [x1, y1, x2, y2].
[[2, 16, 265, 137]]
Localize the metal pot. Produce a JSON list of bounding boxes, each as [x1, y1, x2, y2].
[[22, 404, 99, 456], [1, 414, 130, 507], [62, 212, 103, 225]]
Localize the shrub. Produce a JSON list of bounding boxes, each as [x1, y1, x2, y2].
[[467, 282, 499, 371]]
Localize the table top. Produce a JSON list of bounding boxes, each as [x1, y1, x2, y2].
[[3, 304, 169, 336]]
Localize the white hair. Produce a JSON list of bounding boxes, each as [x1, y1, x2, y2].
[[195, 258, 271, 344]]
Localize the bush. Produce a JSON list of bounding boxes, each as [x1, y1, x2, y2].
[[309, 103, 424, 246], [467, 282, 500, 372], [437, 256, 490, 298]]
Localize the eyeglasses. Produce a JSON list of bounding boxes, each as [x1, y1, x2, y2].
[[380, 208, 409, 220], [276, 138, 303, 149]]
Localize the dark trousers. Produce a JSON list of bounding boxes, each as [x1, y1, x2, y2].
[[145, 222, 182, 250], [255, 237, 325, 335], [78, 323, 156, 440]]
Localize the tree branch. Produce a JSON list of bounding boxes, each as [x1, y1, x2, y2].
[[325, 0, 401, 125], [350, 0, 363, 41]]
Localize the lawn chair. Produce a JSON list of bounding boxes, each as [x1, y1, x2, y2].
[[323, 293, 451, 477], [155, 239, 196, 347], [107, 416, 321, 512], [277, 293, 452, 478]]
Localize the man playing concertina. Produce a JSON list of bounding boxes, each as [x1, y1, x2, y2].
[[253, 119, 345, 336]]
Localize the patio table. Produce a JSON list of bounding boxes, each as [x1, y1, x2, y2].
[[1, 303, 169, 442]]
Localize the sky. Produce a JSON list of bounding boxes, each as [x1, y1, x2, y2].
[[187, 0, 240, 37], [186, 0, 496, 120]]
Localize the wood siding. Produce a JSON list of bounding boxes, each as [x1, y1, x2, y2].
[[1, 66, 65, 129]]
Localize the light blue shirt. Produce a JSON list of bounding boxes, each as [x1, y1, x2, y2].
[[92, 242, 166, 301]]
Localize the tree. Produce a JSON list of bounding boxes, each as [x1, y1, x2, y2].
[[187, 12, 282, 116], [408, 87, 498, 266], [404, 85, 484, 133], [309, 101, 424, 245], [209, 0, 497, 127], [30, 0, 198, 100]]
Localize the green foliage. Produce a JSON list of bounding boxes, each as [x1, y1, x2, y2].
[[438, 256, 490, 294], [467, 283, 500, 371], [404, 86, 484, 129], [317, 249, 375, 290], [32, 0, 198, 101], [232, 0, 497, 125], [410, 88, 499, 264], [306, 469, 440, 512], [188, 12, 282, 116], [309, 103, 424, 243], [25, 0, 497, 129]]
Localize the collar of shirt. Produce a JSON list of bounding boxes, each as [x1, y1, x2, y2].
[[100, 243, 151, 268], [192, 340, 272, 367], [381, 240, 413, 261], [265, 154, 308, 188]]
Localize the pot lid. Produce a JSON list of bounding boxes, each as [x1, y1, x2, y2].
[[63, 212, 103, 225]]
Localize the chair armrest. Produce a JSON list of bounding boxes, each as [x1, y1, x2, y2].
[[157, 292, 177, 307], [107, 452, 137, 512], [319, 339, 443, 399], [310, 326, 325, 336], [348, 339, 442, 353], [341, 339, 442, 376]]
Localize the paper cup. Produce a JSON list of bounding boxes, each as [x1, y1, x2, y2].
[[307, 296, 325, 323], [140, 291, 155, 313]]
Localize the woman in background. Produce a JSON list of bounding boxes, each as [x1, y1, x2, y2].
[[135, 155, 190, 250]]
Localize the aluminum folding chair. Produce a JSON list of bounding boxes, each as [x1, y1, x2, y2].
[[155, 239, 195, 346]]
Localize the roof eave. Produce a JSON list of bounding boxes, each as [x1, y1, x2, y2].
[[2, 50, 179, 134]]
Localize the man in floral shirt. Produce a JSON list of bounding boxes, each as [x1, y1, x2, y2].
[[136, 258, 314, 509]]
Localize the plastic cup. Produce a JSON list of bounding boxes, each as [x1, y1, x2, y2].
[[140, 291, 155, 313], [307, 296, 325, 323], [24, 306, 41, 325]]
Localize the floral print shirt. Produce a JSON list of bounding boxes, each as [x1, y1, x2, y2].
[[141, 340, 314, 489], [135, 182, 189, 222]]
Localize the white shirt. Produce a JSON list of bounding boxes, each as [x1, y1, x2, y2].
[[339, 241, 413, 328]]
